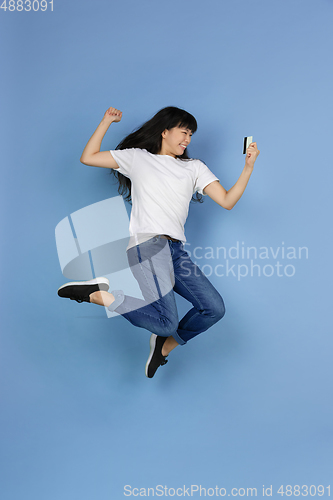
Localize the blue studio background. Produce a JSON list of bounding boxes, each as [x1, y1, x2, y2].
[[1, 0, 332, 499]]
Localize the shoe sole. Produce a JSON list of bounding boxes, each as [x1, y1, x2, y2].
[[145, 334, 157, 377], [58, 277, 110, 294]]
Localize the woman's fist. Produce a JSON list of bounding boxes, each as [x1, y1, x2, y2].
[[245, 142, 260, 169], [103, 107, 122, 123]]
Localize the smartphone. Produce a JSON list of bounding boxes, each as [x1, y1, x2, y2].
[[243, 136, 253, 154]]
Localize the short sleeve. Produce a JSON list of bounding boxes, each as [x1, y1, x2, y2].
[[110, 149, 135, 178], [194, 160, 219, 196]]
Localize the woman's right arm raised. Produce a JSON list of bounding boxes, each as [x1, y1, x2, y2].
[[80, 107, 122, 169]]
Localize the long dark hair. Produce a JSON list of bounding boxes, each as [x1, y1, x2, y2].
[[111, 106, 203, 204]]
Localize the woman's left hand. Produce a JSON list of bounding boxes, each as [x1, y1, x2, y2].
[[245, 142, 260, 169]]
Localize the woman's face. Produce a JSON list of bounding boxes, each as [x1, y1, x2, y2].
[[160, 126, 193, 157]]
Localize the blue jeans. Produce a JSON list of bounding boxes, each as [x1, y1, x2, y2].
[[108, 235, 225, 345]]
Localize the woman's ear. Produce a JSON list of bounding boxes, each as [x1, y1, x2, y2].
[[161, 129, 168, 139]]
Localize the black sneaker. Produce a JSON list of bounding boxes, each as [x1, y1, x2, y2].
[[145, 334, 168, 378], [57, 277, 110, 303]]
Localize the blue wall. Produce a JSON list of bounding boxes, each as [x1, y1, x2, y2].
[[1, 0, 332, 498]]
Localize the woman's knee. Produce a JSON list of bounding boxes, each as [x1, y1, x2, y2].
[[205, 293, 226, 321]]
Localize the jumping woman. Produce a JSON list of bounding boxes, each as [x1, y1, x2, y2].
[[58, 106, 260, 378]]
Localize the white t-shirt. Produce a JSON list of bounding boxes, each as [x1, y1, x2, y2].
[[110, 148, 219, 249]]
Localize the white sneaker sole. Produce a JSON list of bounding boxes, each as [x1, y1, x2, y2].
[[57, 277, 110, 293], [145, 334, 157, 377]]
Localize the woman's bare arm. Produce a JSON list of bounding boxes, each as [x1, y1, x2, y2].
[[203, 142, 260, 210], [80, 107, 122, 169]]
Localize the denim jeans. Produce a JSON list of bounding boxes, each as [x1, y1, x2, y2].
[[108, 235, 225, 345]]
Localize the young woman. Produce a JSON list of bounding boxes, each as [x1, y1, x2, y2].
[[58, 106, 260, 378]]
